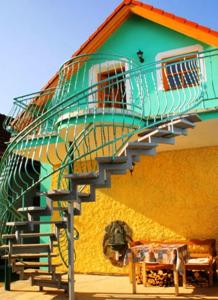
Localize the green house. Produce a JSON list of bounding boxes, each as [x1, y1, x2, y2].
[[0, 1, 218, 298]]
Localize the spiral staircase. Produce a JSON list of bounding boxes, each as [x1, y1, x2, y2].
[[0, 49, 217, 299]]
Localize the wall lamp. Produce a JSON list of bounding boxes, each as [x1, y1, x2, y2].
[[137, 50, 144, 63]]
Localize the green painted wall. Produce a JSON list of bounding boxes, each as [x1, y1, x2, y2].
[[98, 15, 210, 61], [56, 15, 218, 122], [97, 15, 218, 116], [40, 163, 52, 244]]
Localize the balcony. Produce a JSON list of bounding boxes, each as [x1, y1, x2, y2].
[[0, 49, 218, 240], [2, 49, 218, 164]]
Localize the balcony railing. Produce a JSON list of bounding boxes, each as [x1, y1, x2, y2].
[[0, 49, 218, 240], [4, 49, 218, 138]]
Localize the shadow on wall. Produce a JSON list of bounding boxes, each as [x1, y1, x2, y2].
[[101, 146, 218, 240]]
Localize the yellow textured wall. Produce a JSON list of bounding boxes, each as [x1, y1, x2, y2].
[[72, 146, 218, 274], [50, 147, 218, 273]]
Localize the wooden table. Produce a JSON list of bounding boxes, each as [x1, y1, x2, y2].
[[129, 243, 187, 296]]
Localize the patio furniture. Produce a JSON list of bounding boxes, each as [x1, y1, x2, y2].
[[183, 239, 216, 287], [129, 243, 187, 296]]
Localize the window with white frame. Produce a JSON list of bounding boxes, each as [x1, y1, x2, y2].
[[156, 45, 204, 91], [89, 60, 131, 109]]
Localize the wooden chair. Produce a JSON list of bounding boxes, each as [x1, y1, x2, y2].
[[183, 239, 216, 287]]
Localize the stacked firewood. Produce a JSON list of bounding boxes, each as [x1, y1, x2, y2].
[[145, 270, 174, 287], [135, 265, 143, 284], [136, 268, 174, 287], [136, 274, 143, 284], [186, 271, 209, 287]]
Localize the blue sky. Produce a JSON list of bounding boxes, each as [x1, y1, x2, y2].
[[0, 0, 218, 115]]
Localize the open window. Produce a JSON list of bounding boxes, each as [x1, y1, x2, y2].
[[89, 60, 131, 110], [97, 68, 126, 108]]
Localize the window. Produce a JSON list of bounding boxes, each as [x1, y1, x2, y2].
[[88, 60, 131, 110], [162, 54, 200, 91], [155, 45, 204, 91], [97, 68, 126, 108]]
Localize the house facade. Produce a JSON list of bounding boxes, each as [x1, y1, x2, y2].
[[67, 3, 218, 274], [0, 0, 218, 281]]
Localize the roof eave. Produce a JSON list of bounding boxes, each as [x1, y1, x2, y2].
[[41, 0, 218, 92], [131, 5, 218, 47]]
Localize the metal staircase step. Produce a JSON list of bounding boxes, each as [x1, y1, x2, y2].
[[151, 129, 183, 138], [169, 118, 195, 129], [0, 243, 50, 254], [149, 136, 175, 145], [138, 128, 184, 139], [180, 114, 201, 123], [126, 142, 157, 157], [32, 275, 68, 290], [53, 205, 80, 215], [127, 142, 157, 150], [24, 269, 67, 276], [65, 173, 99, 187], [65, 172, 98, 181], [65, 172, 111, 189], [17, 200, 80, 216], [42, 190, 73, 201], [23, 269, 67, 280], [46, 195, 76, 205], [152, 129, 177, 138], [96, 156, 128, 164], [137, 115, 196, 143], [2, 253, 57, 259], [42, 190, 71, 196], [52, 205, 68, 211], [6, 220, 67, 228], [5, 221, 27, 227], [45, 197, 81, 214], [118, 141, 157, 157], [14, 261, 61, 268], [17, 206, 51, 216], [2, 232, 56, 241], [98, 161, 130, 174], [20, 269, 67, 281]]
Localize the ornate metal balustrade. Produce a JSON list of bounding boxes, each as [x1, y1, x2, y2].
[[0, 48, 218, 241]]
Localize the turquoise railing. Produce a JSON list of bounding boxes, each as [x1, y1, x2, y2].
[[0, 49, 218, 244]]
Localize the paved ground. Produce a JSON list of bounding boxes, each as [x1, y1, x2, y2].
[[0, 274, 218, 300]]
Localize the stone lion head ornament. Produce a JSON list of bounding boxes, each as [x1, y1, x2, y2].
[[103, 220, 132, 267]]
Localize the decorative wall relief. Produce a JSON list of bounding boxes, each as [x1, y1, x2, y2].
[[103, 220, 132, 267]]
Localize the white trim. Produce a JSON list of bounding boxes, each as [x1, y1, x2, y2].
[[155, 44, 205, 90], [88, 60, 131, 109], [155, 45, 203, 61], [56, 108, 143, 124]]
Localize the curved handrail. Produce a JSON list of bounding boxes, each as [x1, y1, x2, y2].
[[6, 48, 218, 136], [0, 49, 217, 245]]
